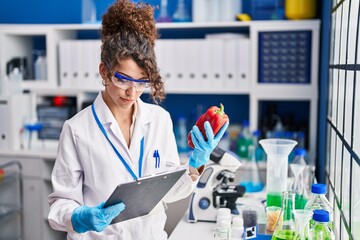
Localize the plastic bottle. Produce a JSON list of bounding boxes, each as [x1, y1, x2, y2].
[[231, 216, 244, 239], [237, 120, 253, 160], [34, 54, 47, 80], [9, 67, 23, 94], [216, 208, 232, 227], [81, 0, 97, 23], [289, 148, 308, 209], [213, 219, 231, 240], [310, 210, 335, 240], [252, 130, 265, 162], [304, 184, 333, 228]]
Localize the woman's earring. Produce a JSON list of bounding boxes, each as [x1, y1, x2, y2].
[[102, 79, 110, 86]]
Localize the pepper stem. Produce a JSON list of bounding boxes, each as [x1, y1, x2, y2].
[[216, 103, 225, 116]]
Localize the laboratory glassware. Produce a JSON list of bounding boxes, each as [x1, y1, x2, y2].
[[272, 191, 296, 240], [81, 0, 97, 23], [172, 0, 191, 22], [304, 183, 333, 228], [237, 120, 252, 160], [266, 206, 281, 232], [157, 0, 172, 22], [259, 138, 297, 207], [292, 209, 313, 240], [310, 210, 335, 240], [288, 148, 308, 209], [213, 219, 231, 240], [239, 145, 264, 192]]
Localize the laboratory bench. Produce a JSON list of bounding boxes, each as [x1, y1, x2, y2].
[[169, 191, 272, 240]]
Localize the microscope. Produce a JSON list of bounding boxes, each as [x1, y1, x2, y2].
[[187, 147, 246, 222]]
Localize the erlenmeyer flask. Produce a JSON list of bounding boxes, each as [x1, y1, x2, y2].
[[293, 209, 313, 240], [239, 145, 264, 192], [272, 191, 296, 240], [172, 0, 191, 22]]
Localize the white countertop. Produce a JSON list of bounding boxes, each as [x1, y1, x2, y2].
[[0, 148, 57, 159], [169, 191, 271, 240]]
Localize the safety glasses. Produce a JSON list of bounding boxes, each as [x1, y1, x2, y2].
[[111, 72, 150, 91]]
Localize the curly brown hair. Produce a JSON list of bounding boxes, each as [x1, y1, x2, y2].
[[100, 0, 165, 103]]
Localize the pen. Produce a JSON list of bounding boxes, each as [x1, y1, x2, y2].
[[153, 150, 160, 168], [156, 150, 160, 168]]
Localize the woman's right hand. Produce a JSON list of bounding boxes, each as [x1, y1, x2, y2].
[[71, 202, 125, 233]]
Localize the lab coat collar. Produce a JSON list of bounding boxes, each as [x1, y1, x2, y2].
[[92, 91, 153, 126]]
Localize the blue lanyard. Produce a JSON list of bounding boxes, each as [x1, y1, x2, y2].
[[91, 104, 144, 180]]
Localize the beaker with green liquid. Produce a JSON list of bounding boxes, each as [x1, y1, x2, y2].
[[272, 191, 296, 240], [259, 139, 297, 207]]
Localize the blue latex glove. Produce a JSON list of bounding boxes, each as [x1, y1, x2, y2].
[[71, 202, 125, 233], [189, 121, 229, 168]]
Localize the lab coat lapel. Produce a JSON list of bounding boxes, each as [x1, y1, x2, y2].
[[93, 93, 136, 173], [129, 99, 152, 178]]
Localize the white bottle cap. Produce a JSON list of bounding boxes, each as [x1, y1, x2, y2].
[[218, 208, 231, 216], [13, 67, 20, 74]]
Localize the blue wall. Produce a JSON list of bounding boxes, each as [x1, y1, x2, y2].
[[0, 0, 192, 24]]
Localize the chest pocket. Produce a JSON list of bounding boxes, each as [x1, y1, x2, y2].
[[144, 148, 164, 176]]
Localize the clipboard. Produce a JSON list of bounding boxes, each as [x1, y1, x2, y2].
[[104, 168, 186, 223]]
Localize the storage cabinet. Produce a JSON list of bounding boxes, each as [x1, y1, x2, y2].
[[0, 154, 66, 240], [0, 20, 320, 157], [0, 161, 22, 239]]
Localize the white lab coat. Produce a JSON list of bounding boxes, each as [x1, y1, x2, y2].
[[48, 92, 197, 240]]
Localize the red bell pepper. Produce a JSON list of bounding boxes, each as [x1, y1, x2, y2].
[[187, 103, 229, 148]]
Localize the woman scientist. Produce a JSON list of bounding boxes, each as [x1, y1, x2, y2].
[[48, 0, 228, 239]]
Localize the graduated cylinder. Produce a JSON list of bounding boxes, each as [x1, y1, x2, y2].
[[259, 139, 297, 207]]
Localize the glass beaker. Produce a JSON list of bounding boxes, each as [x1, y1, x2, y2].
[[272, 191, 296, 240], [259, 138, 297, 207], [293, 209, 313, 240]]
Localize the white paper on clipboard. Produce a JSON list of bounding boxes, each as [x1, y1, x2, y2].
[[104, 168, 186, 223]]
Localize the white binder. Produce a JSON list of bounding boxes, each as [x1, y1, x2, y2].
[[59, 41, 72, 89]]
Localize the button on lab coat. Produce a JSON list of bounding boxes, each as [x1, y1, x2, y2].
[[48, 92, 197, 240]]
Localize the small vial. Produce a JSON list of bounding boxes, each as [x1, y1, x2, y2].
[[231, 217, 244, 239], [217, 208, 232, 227], [213, 219, 231, 240]]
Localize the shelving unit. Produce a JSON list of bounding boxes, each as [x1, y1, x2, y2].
[[0, 20, 320, 239], [0, 161, 22, 240]]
